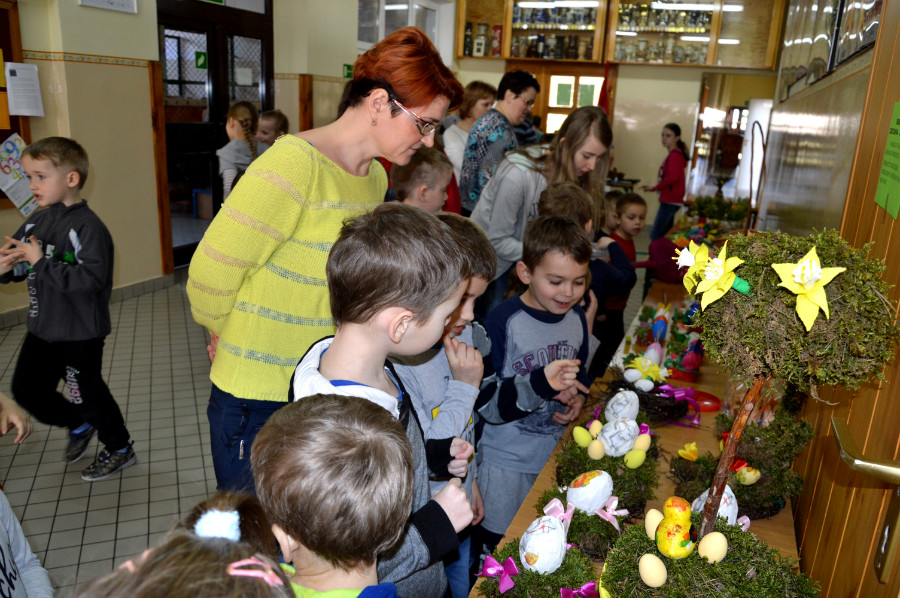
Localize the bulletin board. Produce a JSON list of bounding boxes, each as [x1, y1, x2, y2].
[[0, 0, 31, 209]]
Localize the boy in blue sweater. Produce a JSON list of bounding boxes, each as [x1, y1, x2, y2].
[[476, 215, 593, 558]]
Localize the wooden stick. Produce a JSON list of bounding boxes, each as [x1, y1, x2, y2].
[[699, 376, 768, 538]]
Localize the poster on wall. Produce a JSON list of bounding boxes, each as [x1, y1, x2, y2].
[[0, 133, 39, 218], [874, 102, 900, 220], [836, 0, 882, 65]]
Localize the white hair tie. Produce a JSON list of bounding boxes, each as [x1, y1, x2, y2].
[[194, 509, 241, 542]]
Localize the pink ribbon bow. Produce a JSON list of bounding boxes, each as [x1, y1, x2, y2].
[[737, 515, 751, 532], [594, 496, 629, 533], [658, 384, 701, 425], [480, 556, 519, 594], [560, 582, 600, 598], [639, 422, 652, 436], [543, 498, 576, 535]]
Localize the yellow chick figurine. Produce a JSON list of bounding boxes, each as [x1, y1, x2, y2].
[[655, 496, 697, 559]]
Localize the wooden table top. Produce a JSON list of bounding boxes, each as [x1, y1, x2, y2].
[[469, 282, 799, 596]]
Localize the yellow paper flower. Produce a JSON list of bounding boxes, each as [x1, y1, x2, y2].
[[673, 241, 709, 294], [678, 442, 699, 461], [695, 242, 744, 310], [771, 247, 846, 331], [626, 356, 662, 381]]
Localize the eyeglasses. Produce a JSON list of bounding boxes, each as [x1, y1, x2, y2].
[[392, 99, 438, 136]]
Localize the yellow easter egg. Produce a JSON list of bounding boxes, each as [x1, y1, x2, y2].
[[588, 419, 603, 438], [624, 448, 647, 469], [633, 433, 652, 452], [638, 553, 667, 588], [587, 439, 606, 460], [697, 531, 728, 563], [573, 426, 592, 448], [644, 508, 664, 540], [736, 466, 761, 485]]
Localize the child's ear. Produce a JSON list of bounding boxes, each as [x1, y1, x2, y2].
[[415, 184, 430, 202], [271, 524, 298, 563], [515, 261, 532, 285], [387, 308, 416, 344], [66, 171, 80, 189]]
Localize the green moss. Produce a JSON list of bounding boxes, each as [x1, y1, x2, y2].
[[693, 230, 899, 396], [476, 538, 597, 598], [601, 512, 819, 597]]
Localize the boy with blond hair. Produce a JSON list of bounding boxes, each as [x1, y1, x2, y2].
[[0, 137, 135, 482], [390, 146, 454, 213], [290, 203, 474, 598], [253, 394, 413, 597], [475, 215, 593, 560]]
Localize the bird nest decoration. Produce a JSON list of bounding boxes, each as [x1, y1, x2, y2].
[[603, 369, 690, 424]]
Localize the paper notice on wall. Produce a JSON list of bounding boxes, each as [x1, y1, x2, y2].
[[235, 67, 253, 86], [4, 63, 44, 117], [0, 133, 39, 218], [875, 101, 900, 219]]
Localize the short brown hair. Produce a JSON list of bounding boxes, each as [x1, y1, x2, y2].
[[178, 492, 277, 559], [327, 203, 465, 325], [73, 531, 292, 598], [260, 109, 289, 134], [23, 137, 89, 189], [458, 80, 497, 120], [616, 192, 647, 216], [521, 215, 592, 271], [390, 146, 453, 201], [538, 182, 593, 230], [437, 212, 496, 281], [252, 395, 413, 571]]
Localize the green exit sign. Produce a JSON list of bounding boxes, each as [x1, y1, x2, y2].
[[195, 52, 208, 69], [343, 64, 353, 79]]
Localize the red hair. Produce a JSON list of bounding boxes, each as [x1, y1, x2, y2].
[[352, 27, 463, 112]]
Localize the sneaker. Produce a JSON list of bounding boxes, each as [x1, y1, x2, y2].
[[65, 426, 96, 463], [81, 443, 136, 482]]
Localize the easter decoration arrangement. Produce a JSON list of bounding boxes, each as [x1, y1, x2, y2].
[[599, 230, 896, 596], [475, 498, 598, 598]]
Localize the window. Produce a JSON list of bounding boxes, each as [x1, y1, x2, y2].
[[358, 0, 453, 65], [544, 74, 605, 134]]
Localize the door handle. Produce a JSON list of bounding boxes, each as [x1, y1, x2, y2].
[[831, 417, 900, 583]]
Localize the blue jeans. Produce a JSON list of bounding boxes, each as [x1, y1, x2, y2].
[[650, 202, 682, 241], [444, 533, 471, 598], [207, 385, 286, 493]]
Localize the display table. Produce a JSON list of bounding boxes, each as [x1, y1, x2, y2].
[[469, 282, 799, 596]]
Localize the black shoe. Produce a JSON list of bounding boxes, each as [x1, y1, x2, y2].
[[81, 443, 136, 482], [65, 426, 96, 463]]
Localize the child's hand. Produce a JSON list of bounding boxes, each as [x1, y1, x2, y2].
[[0, 244, 20, 275], [447, 437, 474, 478], [433, 478, 474, 533], [596, 236, 614, 250], [471, 477, 485, 525], [552, 393, 585, 425], [545, 359, 589, 392], [444, 334, 484, 388], [0, 393, 32, 444], [207, 332, 219, 363], [4, 236, 42, 266]]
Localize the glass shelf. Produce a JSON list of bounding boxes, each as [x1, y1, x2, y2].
[[610, 1, 712, 65]]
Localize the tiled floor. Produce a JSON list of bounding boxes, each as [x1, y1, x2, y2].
[[0, 282, 215, 597], [0, 231, 649, 597]]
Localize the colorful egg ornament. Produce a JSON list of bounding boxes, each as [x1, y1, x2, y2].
[[519, 515, 567, 574], [691, 484, 739, 525], [566, 470, 613, 514], [605, 390, 640, 422], [655, 496, 696, 559], [598, 418, 639, 457]]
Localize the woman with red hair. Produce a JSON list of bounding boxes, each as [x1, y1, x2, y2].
[[187, 27, 462, 494]]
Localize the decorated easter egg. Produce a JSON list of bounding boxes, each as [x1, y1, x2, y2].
[[624, 448, 647, 469], [644, 342, 663, 365], [638, 553, 667, 588], [566, 470, 613, 514], [644, 508, 664, 540], [633, 433, 652, 452], [519, 515, 567, 574], [587, 439, 606, 460], [691, 485, 739, 525], [697, 531, 728, 563], [605, 390, 640, 422], [634, 378, 655, 392], [736, 466, 761, 485], [572, 426, 593, 448], [588, 419, 603, 437], [623, 368, 642, 383], [598, 418, 639, 457]]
